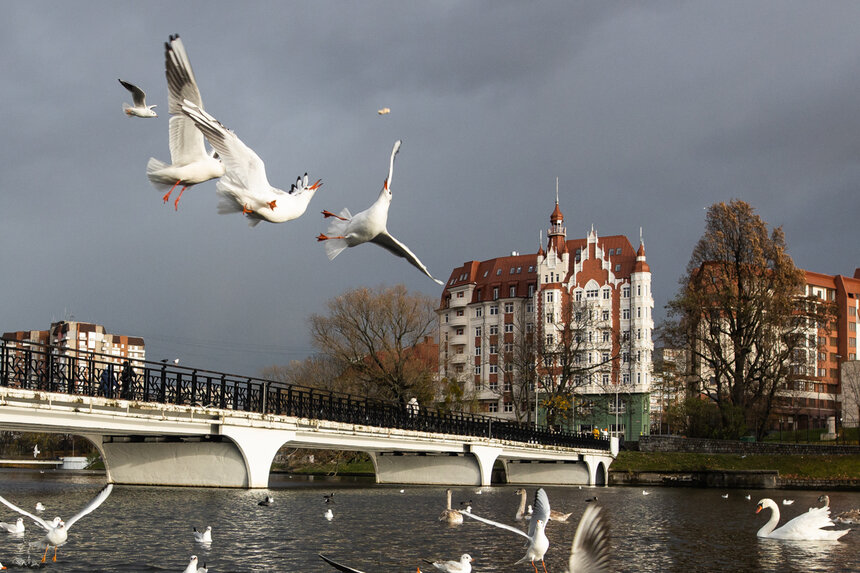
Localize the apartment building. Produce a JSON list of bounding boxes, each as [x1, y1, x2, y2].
[[438, 200, 654, 440], [3, 320, 145, 366]]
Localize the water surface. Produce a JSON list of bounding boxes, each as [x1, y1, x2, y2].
[[0, 470, 856, 572]]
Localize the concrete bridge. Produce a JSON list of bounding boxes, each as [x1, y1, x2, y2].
[[0, 340, 617, 489]]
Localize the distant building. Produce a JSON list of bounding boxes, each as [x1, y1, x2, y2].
[[3, 320, 145, 367], [773, 270, 860, 432], [437, 199, 654, 440]]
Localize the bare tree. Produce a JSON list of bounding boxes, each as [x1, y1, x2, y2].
[[666, 200, 834, 439], [309, 284, 438, 404], [842, 361, 860, 429], [260, 355, 349, 393]]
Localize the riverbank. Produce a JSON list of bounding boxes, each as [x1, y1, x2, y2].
[[609, 451, 860, 490]]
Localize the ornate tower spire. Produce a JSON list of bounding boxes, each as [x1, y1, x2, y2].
[[548, 179, 566, 254]]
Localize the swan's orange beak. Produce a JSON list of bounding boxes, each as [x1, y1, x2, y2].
[[755, 504, 762, 513]]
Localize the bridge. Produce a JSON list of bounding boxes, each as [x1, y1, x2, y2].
[[0, 339, 617, 489]]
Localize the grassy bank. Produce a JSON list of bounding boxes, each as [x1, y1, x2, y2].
[[611, 451, 860, 480]]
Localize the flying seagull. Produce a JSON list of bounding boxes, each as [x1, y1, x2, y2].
[[181, 101, 322, 225], [118, 79, 157, 118], [146, 34, 224, 210], [463, 488, 550, 573], [0, 484, 113, 563], [317, 140, 443, 285]]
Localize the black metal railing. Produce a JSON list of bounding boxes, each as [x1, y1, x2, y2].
[[0, 339, 609, 451]]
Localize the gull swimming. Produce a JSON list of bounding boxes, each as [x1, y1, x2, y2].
[[118, 79, 157, 118], [464, 488, 550, 573], [317, 140, 443, 285], [325, 509, 334, 521], [755, 498, 850, 540], [0, 483, 113, 562], [258, 495, 274, 506], [782, 499, 794, 505], [180, 101, 321, 225], [193, 526, 212, 543], [182, 555, 208, 573], [146, 34, 225, 210], [0, 517, 24, 535], [425, 553, 473, 573]]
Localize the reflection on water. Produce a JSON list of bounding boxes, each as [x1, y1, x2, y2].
[[0, 469, 856, 572]]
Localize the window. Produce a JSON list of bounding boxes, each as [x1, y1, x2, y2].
[[622, 352, 629, 363], [510, 286, 516, 297], [504, 402, 513, 413], [504, 323, 514, 333], [546, 312, 554, 324], [637, 285, 641, 296], [497, 269, 502, 276], [602, 373, 610, 385], [623, 286, 630, 298], [546, 334, 554, 345], [603, 289, 610, 300], [444, 314, 449, 323], [602, 310, 609, 321], [622, 308, 630, 320], [489, 325, 499, 335], [456, 309, 464, 317], [602, 330, 610, 342], [475, 346, 481, 356], [587, 289, 598, 298], [490, 305, 499, 315], [850, 322, 857, 332], [475, 307, 482, 317], [455, 327, 464, 336], [850, 307, 857, 316], [488, 402, 499, 413], [493, 287, 499, 300], [602, 352, 610, 363], [622, 373, 630, 384], [504, 343, 514, 353], [489, 364, 499, 373], [528, 284, 535, 297], [504, 302, 514, 313], [546, 292, 554, 303], [456, 291, 464, 298], [526, 302, 534, 312], [637, 307, 641, 318], [489, 345, 498, 355], [615, 264, 621, 272], [475, 326, 482, 337], [528, 266, 534, 273], [526, 323, 534, 333], [575, 290, 582, 301], [510, 267, 515, 274], [474, 365, 481, 375], [505, 363, 513, 373]]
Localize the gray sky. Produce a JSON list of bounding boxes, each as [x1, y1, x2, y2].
[[2, 2, 859, 375]]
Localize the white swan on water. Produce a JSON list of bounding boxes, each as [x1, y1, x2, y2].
[[755, 498, 850, 540], [439, 489, 463, 525], [515, 487, 571, 522]]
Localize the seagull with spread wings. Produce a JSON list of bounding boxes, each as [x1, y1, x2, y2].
[[0, 484, 113, 563], [146, 35, 224, 210], [118, 79, 157, 118], [317, 140, 443, 285], [180, 100, 322, 225]]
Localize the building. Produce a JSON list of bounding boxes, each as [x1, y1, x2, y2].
[[3, 321, 145, 367], [772, 269, 860, 433], [437, 200, 654, 440], [650, 347, 687, 434]]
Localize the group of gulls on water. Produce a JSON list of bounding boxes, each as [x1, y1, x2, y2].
[[119, 34, 444, 286]]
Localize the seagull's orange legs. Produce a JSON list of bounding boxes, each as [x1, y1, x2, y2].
[[53, 547, 58, 562], [173, 186, 189, 210], [321, 210, 347, 220], [243, 204, 254, 215], [267, 200, 277, 209], [163, 180, 181, 203], [316, 234, 346, 242]]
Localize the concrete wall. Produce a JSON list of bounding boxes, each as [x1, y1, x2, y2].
[[639, 435, 860, 456]]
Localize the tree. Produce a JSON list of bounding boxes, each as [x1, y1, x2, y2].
[[536, 293, 622, 429], [665, 200, 833, 440], [261, 355, 349, 393], [842, 361, 860, 429], [309, 284, 438, 404]]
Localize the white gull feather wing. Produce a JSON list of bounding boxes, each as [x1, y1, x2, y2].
[[65, 484, 114, 530], [370, 232, 444, 285]]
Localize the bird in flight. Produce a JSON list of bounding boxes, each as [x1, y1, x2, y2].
[[118, 79, 157, 118], [317, 140, 443, 285], [146, 35, 224, 210]]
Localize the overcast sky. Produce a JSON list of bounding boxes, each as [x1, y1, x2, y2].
[[2, 2, 859, 375]]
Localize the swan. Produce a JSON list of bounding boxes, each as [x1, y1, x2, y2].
[[0, 484, 113, 562], [316, 140, 443, 285], [147, 35, 225, 210], [755, 498, 850, 540], [515, 487, 571, 522], [464, 488, 550, 573], [439, 489, 463, 525], [819, 495, 860, 524]]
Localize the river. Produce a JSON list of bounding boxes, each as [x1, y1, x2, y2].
[[0, 470, 856, 572]]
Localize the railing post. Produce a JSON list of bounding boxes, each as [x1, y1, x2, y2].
[[191, 370, 198, 405], [262, 380, 269, 414], [160, 365, 167, 403], [219, 374, 227, 409]]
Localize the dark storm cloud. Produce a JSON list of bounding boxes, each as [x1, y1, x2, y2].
[[1, 1, 859, 374]]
